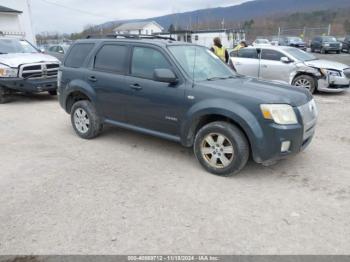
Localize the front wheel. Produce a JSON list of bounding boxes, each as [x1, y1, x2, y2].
[[70, 100, 103, 139], [292, 75, 317, 94], [194, 121, 249, 176], [48, 90, 57, 96], [0, 87, 9, 104]]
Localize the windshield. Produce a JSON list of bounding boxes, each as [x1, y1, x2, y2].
[[0, 39, 38, 54], [322, 36, 337, 42], [168, 45, 235, 81], [286, 48, 316, 61]]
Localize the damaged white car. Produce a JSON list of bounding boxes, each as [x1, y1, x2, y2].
[[229, 46, 350, 93]]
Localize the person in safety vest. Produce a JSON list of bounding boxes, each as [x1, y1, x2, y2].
[[210, 37, 229, 63]]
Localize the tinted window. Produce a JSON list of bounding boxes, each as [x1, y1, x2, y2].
[[238, 49, 258, 59], [131, 47, 171, 79], [94, 45, 128, 73], [65, 43, 94, 68], [261, 49, 284, 61]]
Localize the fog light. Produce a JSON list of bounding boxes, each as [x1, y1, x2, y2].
[[281, 141, 291, 152]]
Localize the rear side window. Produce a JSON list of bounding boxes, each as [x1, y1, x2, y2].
[[238, 49, 258, 59], [131, 47, 171, 79], [261, 49, 284, 61], [65, 43, 94, 68], [94, 45, 128, 73]]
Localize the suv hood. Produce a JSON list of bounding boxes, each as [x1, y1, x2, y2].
[[199, 76, 312, 107], [304, 59, 348, 71], [0, 53, 59, 68]]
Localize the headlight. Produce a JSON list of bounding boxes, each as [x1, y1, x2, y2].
[[320, 68, 341, 77], [0, 65, 18, 78], [260, 104, 298, 125]]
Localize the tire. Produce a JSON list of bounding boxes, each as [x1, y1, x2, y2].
[[311, 48, 315, 53], [0, 86, 9, 104], [48, 90, 57, 96], [336, 51, 340, 54], [320, 48, 326, 54], [194, 121, 249, 177], [70, 100, 103, 139], [292, 75, 317, 94]]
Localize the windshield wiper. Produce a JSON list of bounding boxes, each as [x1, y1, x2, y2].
[[207, 76, 235, 81]]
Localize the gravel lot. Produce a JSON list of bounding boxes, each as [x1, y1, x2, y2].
[[0, 53, 349, 255]]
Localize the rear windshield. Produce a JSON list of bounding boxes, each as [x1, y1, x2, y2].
[[64, 43, 94, 68]]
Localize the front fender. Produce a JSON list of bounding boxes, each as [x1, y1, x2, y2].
[[180, 99, 264, 160]]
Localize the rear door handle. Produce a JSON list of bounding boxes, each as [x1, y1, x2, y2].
[[262, 64, 268, 68], [88, 76, 97, 82], [130, 83, 142, 90]]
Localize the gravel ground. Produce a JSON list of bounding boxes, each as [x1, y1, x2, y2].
[[0, 54, 349, 255]]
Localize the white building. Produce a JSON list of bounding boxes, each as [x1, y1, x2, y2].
[[159, 29, 246, 49], [114, 21, 163, 35], [0, 0, 35, 44]]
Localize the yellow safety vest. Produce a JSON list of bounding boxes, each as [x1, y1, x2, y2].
[[213, 46, 226, 62]]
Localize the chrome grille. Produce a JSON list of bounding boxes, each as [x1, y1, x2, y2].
[[19, 63, 60, 79]]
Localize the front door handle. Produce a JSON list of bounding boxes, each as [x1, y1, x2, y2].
[[130, 83, 142, 90], [235, 62, 242, 66], [261, 64, 268, 68], [88, 76, 97, 82]]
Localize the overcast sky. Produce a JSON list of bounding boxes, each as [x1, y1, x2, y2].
[[30, 0, 250, 34]]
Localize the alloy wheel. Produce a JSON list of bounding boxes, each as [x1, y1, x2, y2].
[[201, 133, 234, 169], [73, 107, 90, 134], [294, 78, 312, 90]]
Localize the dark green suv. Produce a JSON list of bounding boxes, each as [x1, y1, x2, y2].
[[58, 35, 318, 176]]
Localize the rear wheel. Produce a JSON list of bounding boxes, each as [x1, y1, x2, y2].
[[321, 48, 326, 54], [194, 121, 249, 176], [70, 100, 103, 139], [293, 75, 317, 94]]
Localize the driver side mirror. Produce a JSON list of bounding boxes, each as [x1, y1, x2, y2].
[[153, 69, 178, 84], [281, 56, 292, 63]]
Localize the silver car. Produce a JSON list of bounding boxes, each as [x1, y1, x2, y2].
[[229, 46, 350, 93]]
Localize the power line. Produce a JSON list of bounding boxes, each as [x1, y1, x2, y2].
[[37, 0, 113, 19]]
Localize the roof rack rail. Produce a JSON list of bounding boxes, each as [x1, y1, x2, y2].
[[86, 34, 176, 41]]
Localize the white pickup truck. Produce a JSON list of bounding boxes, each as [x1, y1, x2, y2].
[[0, 37, 60, 103]]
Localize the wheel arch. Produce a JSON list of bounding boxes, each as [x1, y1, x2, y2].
[[180, 100, 264, 160], [63, 80, 97, 113]]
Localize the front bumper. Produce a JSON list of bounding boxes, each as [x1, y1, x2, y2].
[[317, 74, 350, 92], [0, 77, 57, 93], [253, 101, 317, 164], [322, 46, 341, 52]]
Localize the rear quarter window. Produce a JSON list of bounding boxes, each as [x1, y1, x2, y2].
[[64, 43, 94, 68], [94, 44, 128, 73]]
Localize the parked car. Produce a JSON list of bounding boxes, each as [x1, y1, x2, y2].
[[279, 36, 307, 51], [58, 37, 317, 176], [252, 39, 271, 46], [229, 46, 350, 93], [310, 36, 341, 54], [270, 36, 280, 46], [46, 44, 70, 62], [0, 37, 60, 103], [340, 36, 350, 53]]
